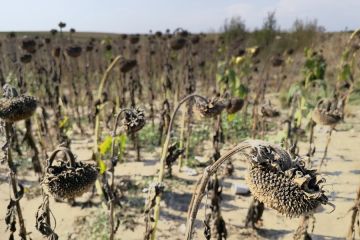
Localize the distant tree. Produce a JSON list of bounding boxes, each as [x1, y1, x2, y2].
[[291, 18, 325, 49], [221, 16, 247, 46], [261, 11, 278, 46], [250, 11, 279, 49]]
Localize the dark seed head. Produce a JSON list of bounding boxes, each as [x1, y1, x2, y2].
[[260, 102, 280, 118], [244, 140, 328, 217], [105, 44, 112, 51], [271, 55, 284, 67], [21, 37, 37, 53], [129, 34, 140, 44], [287, 48, 294, 55], [119, 58, 137, 73], [20, 54, 32, 64], [0, 95, 37, 123], [191, 35, 200, 44], [170, 38, 187, 51], [195, 97, 227, 118], [66, 46, 82, 58], [50, 29, 58, 35], [120, 108, 146, 134], [43, 162, 98, 199], [312, 99, 342, 126], [226, 98, 244, 114], [58, 22, 66, 29], [237, 48, 246, 57]]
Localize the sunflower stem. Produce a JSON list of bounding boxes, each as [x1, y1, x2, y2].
[[185, 142, 251, 240], [109, 109, 130, 240], [150, 93, 207, 240], [5, 122, 27, 239], [318, 127, 333, 171], [94, 55, 122, 154]]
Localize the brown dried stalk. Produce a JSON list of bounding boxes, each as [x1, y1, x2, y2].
[[109, 108, 145, 240], [149, 93, 207, 240], [185, 142, 251, 240], [94, 55, 123, 154], [108, 108, 130, 240], [312, 98, 343, 170], [4, 123, 28, 239], [245, 198, 264, 228], [293, 214, 313, 240], [347, 186, 360, 240]]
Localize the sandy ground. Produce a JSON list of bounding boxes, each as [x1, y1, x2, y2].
[[1, 105, 360, 240]]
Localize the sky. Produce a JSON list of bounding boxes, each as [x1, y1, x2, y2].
[[0, 0, 358, 33]]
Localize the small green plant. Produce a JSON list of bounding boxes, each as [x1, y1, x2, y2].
[[187, 124, 210, 156], [222, 112, 251, 141], [216, 55, 251, 99], [285, 47, 327, 150], [99, 134, 127, 164], [139, 124, 160, 151], [84, 210, 110, 240]]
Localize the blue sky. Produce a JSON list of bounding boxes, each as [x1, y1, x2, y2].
[[0, 0, 358, 33]]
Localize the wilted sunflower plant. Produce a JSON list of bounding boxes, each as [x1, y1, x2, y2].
[[195, 94, 229, 240], [185, 140, 333, 240], [1, 84, 37, 240], [145, 93, 214, 240], [105, 108, 145, 240]]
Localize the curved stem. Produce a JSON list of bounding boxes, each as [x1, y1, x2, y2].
[[164, 94, 207, 151], [185, 142, 252, 240], [46, 146, 74, 168], [94, 55, 122, 154], [92, 57, 123, 205], [109, 108, 130, 240], [150, 93, 207, 240], [97, 56, 123, 100]]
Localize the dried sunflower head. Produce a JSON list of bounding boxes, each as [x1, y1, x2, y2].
[[129, 34, 140, 44], [312, 98, 342, 126], [155, 31, 162, 37], [21, 36, 36, 53], [244, 140, 328, 217], [271, 55, 284, 67], [260, 101, 280, 118], [66, 45, 82, 58], [0, 85, 37, 123], [194, 97, 227, 118], [42, 147, 99, 199], [226, 97, 244, 114], [191, 35, 200, 44], [169, 36, 187, 51], [119, 58, 137, 73], [20, 54, 32, 64], [58, 22, 66, 29], [119, 108, 146, 134]]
